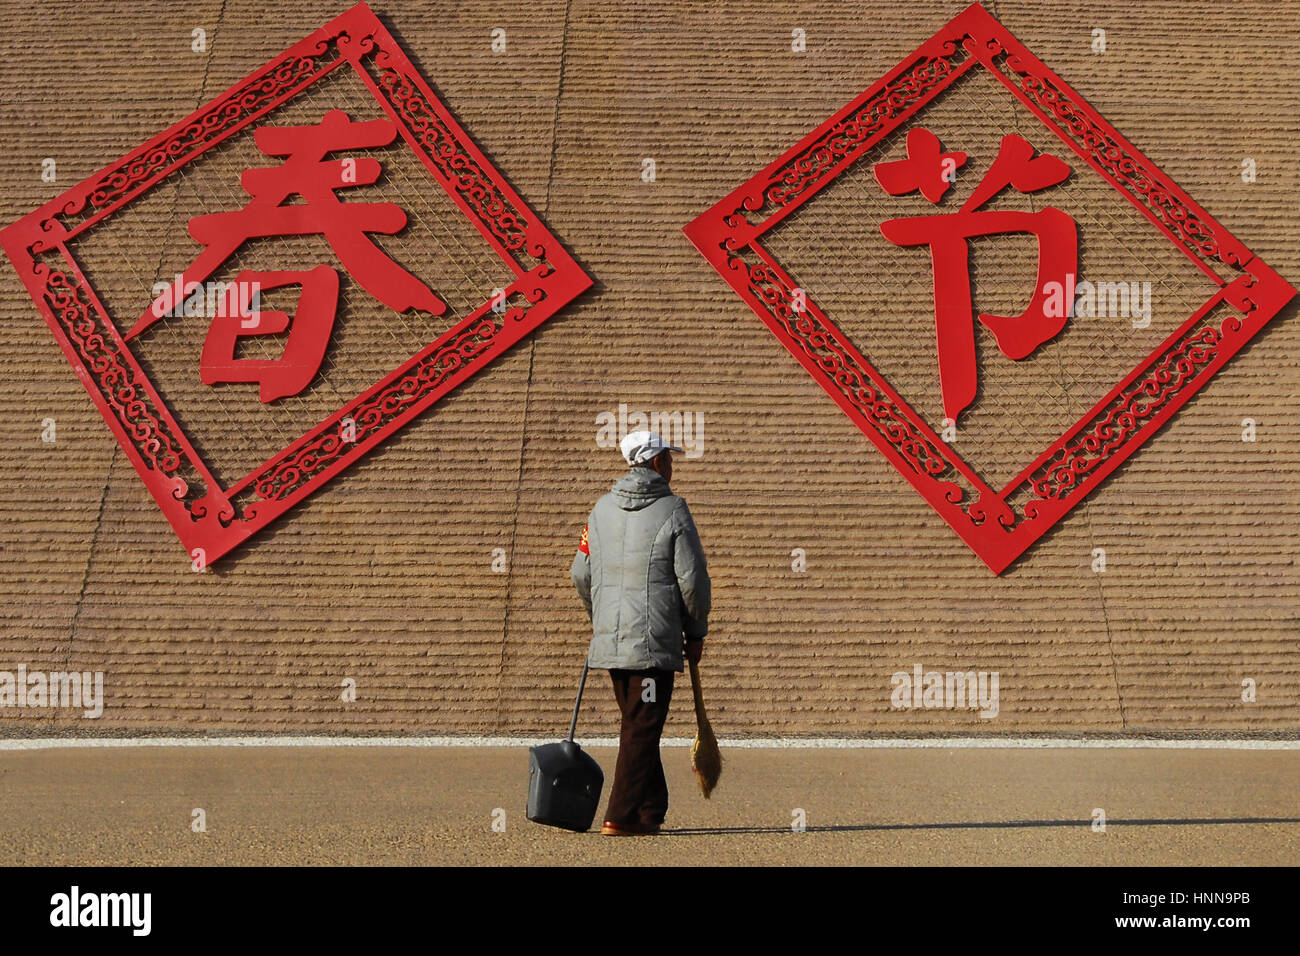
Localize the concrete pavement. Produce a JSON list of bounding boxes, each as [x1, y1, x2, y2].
[[1, 743, 1296, 865]]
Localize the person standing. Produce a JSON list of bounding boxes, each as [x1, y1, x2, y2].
[[570, 429, 711, 836]]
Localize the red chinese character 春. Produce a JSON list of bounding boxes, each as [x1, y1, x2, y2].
[[128, 108, 445, 402]]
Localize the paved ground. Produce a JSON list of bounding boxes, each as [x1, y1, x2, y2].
[[1, 744, 1296, 865]]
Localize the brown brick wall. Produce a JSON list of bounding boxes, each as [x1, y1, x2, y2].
[[0, 0, 1296, 736]]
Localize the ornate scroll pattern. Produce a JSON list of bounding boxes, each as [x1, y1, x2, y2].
[[1022, 313, 1233, 509], [730, 249, 963, 489], [40, 265, 185, 476], [366, 52, 536, 261], [682, 3, 1295, 573], [0, 4, 593, 564], [733, 43, 968, 225], [998, 53, 1240, 269], [46, 40, 345, 235], [248, 292, 543, 504]]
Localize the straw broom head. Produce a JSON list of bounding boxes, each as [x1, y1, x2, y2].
[[688, 660, 722, 798]]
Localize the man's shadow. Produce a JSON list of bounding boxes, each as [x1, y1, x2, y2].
[[660, 816, 1300, 836]]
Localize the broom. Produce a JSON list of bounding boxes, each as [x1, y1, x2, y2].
[[688, 659, 722, 798]]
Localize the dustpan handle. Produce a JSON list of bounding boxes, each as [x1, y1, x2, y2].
[[568, 660, 590, 743]]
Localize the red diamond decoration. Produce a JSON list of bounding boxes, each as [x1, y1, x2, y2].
[[2, 2, 592, 566], [684, 1, 1294, 574]]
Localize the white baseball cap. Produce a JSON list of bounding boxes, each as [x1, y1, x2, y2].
[[620, 430, 682, 465]]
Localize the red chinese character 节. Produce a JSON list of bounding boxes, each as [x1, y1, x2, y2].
[[875, 127, 1077, 423]]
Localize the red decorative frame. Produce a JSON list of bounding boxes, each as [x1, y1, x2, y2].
[[2, 2, 592, 565], [684, 1, 1295, 574]]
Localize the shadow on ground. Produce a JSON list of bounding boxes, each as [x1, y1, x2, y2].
[[660, 817, 1300, 836]]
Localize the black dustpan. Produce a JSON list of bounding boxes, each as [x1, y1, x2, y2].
[[527, 662, 604, 832]]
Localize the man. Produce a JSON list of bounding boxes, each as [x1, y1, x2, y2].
[[570, 429, 711, 836]]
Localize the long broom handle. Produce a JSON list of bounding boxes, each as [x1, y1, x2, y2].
[[688, 659, 708, 726], [568, 660, 590, 743]]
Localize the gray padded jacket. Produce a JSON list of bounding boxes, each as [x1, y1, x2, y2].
[[570, 466, 711, 672]]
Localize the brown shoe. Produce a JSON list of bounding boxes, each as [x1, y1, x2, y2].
[[600, 820, 661, 836]]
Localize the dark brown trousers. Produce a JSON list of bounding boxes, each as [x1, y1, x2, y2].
[[605, 668, 676, 827]]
